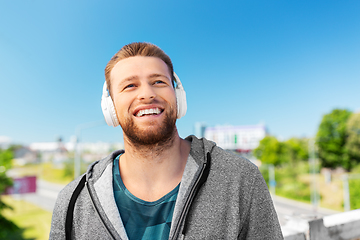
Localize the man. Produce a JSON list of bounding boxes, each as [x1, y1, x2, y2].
[[50, 42, 283, 239]]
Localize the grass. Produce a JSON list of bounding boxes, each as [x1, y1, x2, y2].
[[12, 162, 75, 185], [40, 162, 74, 185], [260, 162, 349, 211], [1, 196, 52, 240], [316, 173, 344, 211]]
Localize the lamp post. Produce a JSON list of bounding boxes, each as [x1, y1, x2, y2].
[[342, 128, 360, 212], [74, 120, 106, 179], [309, 138, 319, 215], [269, 164, 276, 195]]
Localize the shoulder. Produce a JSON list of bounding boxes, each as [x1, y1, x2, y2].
[[50, 174, 87, 238], [53, 150, 122, 214], [187, 135, 260, 178], [50, 150, 123, 238], [203, 138, 267, 198], [211, 145, 258, 171]]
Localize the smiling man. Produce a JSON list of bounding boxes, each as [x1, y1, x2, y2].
[[50, 42, 283, 240]]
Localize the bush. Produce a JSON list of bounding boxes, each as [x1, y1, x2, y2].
[[349, 179, 360, 210], [349, 164, 360, 210], [260, 162, 312, 203], [0, 148, 26, 239]]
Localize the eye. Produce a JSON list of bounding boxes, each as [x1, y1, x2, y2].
[[154, 80, 167, 85], [124, 84, 136, 90]]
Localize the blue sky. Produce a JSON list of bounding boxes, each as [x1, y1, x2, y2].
[[1, 0, 359, 145]]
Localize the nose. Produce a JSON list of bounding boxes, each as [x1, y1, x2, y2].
[[137, 83, 156, 101]]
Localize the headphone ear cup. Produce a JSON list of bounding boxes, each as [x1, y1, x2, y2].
[[101, 82, 120, 127], [175, 87, 187, 119], [174, 73, 187, 119]]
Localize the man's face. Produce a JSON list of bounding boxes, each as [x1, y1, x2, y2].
[[110, 56, 177, 145]]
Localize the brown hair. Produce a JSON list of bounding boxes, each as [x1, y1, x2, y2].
[[104, 42, 174, 97]]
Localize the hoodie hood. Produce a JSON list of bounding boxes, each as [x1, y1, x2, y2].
[[85, 136, 216, 183]]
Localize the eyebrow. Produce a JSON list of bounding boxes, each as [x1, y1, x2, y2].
[[121, 76, 139, 82], [148, 73, 170, 80], [116, 76, 139, 91]]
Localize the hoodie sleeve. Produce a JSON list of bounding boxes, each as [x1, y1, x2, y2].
[[238, 169, 284, 240]]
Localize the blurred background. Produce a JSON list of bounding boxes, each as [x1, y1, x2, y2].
[[1, 0, 359, 239]]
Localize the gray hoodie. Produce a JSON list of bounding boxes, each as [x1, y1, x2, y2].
[[50, 135, 283, 239]]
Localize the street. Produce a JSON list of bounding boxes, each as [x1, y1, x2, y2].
[[271, 195, 339, 226], [13, 180, 65, 212]]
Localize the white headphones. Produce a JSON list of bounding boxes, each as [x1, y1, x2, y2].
[[101, 72, 187, 127]]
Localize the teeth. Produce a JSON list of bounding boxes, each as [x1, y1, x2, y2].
[[136, 108, 161, 117]]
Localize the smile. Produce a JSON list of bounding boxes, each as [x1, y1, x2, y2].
[[135, 108, 163, 117]]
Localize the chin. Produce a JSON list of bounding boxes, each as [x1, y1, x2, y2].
[[121, 110, 177, 146]]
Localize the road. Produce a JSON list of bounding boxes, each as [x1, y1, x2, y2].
[[271, 195, 339, 226], [16, 179, 340, 227], [13, 180, 65, 212]]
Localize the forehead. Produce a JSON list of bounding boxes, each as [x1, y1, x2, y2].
[[110, 56, 171, 82]]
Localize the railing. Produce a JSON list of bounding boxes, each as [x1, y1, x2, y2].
[[283, 209, 360, 240]]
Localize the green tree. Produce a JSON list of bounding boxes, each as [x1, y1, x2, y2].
[[284, 138, 309, 163], [253, 136, 287, 166], [281, 137, 309, 179], [0, 148, 14, 197], [345, 112, 360, 169], [0, 148, 25, 239], [316, 109, 352, 170]]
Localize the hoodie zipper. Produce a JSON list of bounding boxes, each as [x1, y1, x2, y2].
[[171, 151, 212, 240]]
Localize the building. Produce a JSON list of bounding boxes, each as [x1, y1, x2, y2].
[[13, 146, 38, 165], [28, 140, 123, 165], [204, 124, 267, 152], [29, 138, 68, 164]]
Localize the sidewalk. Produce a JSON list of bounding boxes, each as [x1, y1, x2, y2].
[[272, 194, 340, 215]]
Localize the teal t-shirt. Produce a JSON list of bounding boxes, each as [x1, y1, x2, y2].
[[113, 155, 179, 240]]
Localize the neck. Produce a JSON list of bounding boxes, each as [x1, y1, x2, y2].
[[120, 129, 191, 201], [123, 128, 177, 160]]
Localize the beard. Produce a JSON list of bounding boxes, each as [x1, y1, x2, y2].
[[120, 107, 177, 147]]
